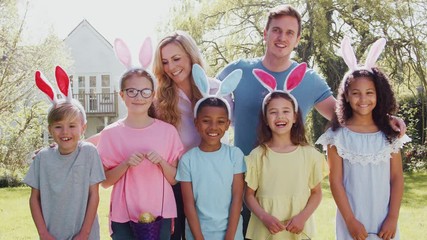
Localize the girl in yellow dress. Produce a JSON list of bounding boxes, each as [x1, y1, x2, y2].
[[244, 63, 328, 240]]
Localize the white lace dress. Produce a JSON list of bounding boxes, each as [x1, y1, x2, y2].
[[316, 127, 410, 240]]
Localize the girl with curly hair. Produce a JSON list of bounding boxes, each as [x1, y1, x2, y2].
[[316, 37, 410, 240]]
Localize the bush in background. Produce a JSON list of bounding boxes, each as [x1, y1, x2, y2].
[[398, 95, 427, 172]]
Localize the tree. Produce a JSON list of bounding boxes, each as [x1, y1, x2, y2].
[[0, 0, 71, 184], [164, 0, 426, 144]]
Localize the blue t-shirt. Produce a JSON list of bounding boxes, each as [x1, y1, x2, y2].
[[176, 144, 246, 238], [216, 58, 332, 155]]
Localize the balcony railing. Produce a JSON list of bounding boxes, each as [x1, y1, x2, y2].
[[73, 92, 119, 117]]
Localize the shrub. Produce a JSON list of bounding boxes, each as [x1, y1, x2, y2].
[[398, 95, 427, 172], [0, 171, 26, 188]]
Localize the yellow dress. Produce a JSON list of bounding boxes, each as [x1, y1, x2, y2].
[[245, 145, 328, 240]]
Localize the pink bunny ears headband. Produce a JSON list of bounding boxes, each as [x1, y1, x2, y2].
[[253, 62, 307, 114], [192, 64, 242, 119], [341, 36, 386, 76], [114, 37, 157, 89], [35, 66, 87, 124]]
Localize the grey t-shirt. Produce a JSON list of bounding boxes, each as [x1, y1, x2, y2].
[[24, 141, 106, 240]]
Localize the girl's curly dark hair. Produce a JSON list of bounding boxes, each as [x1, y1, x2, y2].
[[331, 67, 399, 142]]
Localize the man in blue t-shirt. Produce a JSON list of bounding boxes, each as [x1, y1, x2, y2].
[[217, 5, 335, 156], [216, 6, 335, 238], [216, 4, 406, 238]]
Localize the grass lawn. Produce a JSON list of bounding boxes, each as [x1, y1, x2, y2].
[[0, 172, 426, 239]]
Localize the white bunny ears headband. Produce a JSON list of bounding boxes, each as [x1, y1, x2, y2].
[[35, 66, 87, 124], [253, 62, 307, 114], [341, 36, 386, 76], [192, 64, 242, 119], [114, 37, 157, 89]]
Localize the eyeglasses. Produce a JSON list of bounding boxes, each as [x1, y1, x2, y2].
[[123, 88, 153, 98]]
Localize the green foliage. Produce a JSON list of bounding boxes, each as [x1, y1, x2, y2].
[[165, 0, 427, 158], [0, 0, 71, 185], [398, 95, 427, 172], [0, 102, 46, 172]]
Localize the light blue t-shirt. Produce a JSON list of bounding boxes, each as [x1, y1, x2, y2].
[[176, 144, 246, 239], [216, 58, 333, 155]]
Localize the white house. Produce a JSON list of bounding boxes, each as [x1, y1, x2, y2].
[[64, 19, 126, 137]]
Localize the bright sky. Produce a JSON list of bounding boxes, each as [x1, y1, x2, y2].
[[18, 0, 174, 51]]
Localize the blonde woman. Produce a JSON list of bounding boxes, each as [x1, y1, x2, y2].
[[153, 30, 230, 240]]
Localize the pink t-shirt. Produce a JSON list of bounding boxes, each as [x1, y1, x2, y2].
[[97, 119, 184, 223]]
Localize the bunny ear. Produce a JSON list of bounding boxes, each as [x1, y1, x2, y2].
[[114, 38, 132, 69], [35, 71, 57, 104], [192, 64, 210, 96], [341, 36, 358, 71], [218, 69, 242, 96], [55, 66, 72, 102], [365, 38, 386, 69], [284, 62, 306, 92], [139, 37, 153, 69], [253, 69, 276, 92]]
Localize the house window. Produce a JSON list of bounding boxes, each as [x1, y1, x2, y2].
[[89, 76, 97, 111], [78, 76, 85, 103], [69, 75, 74, 89], [101, 75, 111, 101], [89, 76, 96, 88]]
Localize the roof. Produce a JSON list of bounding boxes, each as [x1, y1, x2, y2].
[[65, 19, 112, 48]]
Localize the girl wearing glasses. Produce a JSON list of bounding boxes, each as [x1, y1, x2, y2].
[[96, 68, 184, 239]]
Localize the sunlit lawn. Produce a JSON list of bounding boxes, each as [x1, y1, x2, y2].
[[0, 172, 426, 239]]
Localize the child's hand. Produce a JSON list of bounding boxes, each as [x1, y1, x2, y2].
[[39, 231, 55, 240], [126, 153, 145, 167], [346, 217, 368, 240], [284, 214, 305, 235], [145, 151, 164, 165], [378, 216, 397, 240], [260, 213, 286, 234], [73, 231, 89, 240]]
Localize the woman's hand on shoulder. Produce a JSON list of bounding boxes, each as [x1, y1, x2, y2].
[[32, 143, 56, 159], [389, 115, 406, 137]]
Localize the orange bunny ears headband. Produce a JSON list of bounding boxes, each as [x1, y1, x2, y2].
[[114, 37, 157, 90], [340, 36, 386, 77], [192, 64, 242, 119], [35, 66, 87, 124], [253, 63, 307, 114]]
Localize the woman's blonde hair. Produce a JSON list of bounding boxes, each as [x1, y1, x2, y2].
[[153, 30, 205, 128]]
